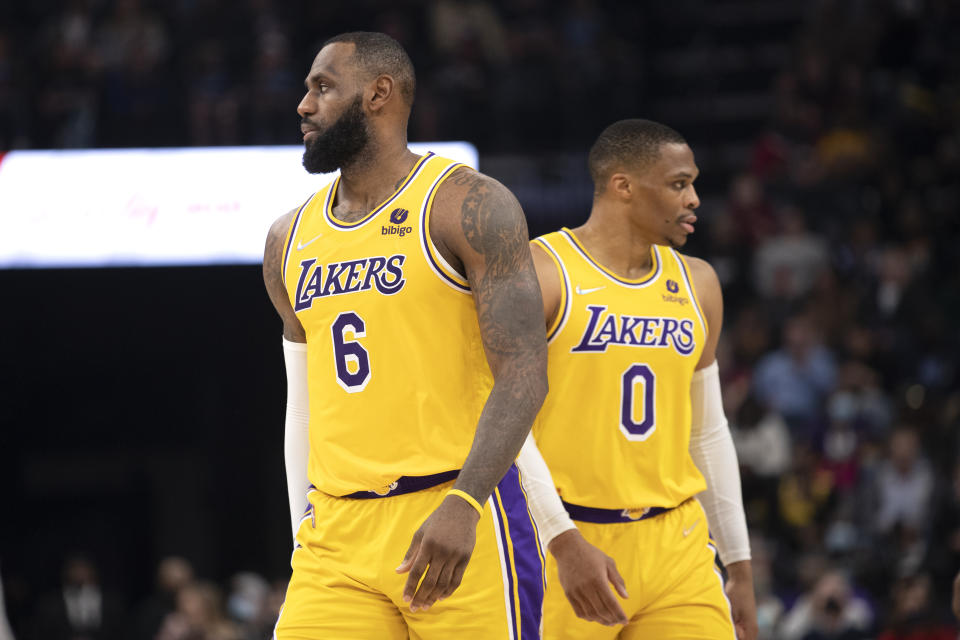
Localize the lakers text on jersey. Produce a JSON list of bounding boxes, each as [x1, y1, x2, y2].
[[531, 227, 708, 511], [532, 228, 735, 639], [282, 153, 492, 497]]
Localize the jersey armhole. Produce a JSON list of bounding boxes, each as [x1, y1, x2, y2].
[[419, 162, 472, 293], [672, 250, 709, 340], [532, 237, 571, 343], [281, 194, 315, 288]]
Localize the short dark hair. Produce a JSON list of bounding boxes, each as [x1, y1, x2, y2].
[[323, 31, 415, 105], [588, 119, 687, 192]]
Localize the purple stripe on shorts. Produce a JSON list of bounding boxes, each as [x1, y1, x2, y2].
[[496, 464, 545, 639], [492, 492, 518, 639]]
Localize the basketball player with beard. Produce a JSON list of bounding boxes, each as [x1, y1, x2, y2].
[[262, 32, 551, 638]]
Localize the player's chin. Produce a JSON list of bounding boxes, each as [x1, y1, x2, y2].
[[665, 233, 688, 249]]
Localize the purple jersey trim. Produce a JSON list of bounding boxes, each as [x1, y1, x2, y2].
[[531, 237, 571, 343], [419, 161, 471, 292], [671, 249, 708, 338], [280, 195, 314, 287], [340, 469, 459, 499], [559, 227, 662, 287], [323, 152, 434, 230], [561, 498, 681, 524]]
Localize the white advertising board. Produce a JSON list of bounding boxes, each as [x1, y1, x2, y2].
[[0, 142, 478, 268]]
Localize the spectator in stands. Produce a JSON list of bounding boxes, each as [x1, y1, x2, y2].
[[753, 314, 836, 431], [225, 572, 271, 640], [725, 172, 776, 247], [749, 535, 785, 640], [155, 581, 240, 640], [31, 554, 123, 640], [871, 428, 933, 537], [132, 556, 194, 640], [877, 573, 955, 640], [753, 207, 829, 302], [931, 463, 960, 600], [777, 443, 836, 550], [779, 570, 873, 640]]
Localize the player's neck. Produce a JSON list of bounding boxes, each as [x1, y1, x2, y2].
[[574, 206, 656, 279], [336, 141, 418, 213]]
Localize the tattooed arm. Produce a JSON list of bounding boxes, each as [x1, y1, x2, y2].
[[438, 169, 549, 502], [397, 168, 549, 610]]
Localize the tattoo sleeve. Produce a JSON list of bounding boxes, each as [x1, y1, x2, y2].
[[452, 175, 549, 503]]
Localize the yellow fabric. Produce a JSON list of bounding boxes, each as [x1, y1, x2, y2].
[[542, 499, 735, 639], [275, 481, 520, 640], [531, 229, 708, 510], [282, 154, 493, 496]]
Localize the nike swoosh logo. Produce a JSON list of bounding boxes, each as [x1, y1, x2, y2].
[[575, 285, 605, 295], [297, 233, 323, 251], [683, 520, 700, 537]]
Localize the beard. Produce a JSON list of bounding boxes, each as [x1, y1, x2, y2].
[[302, 96, 369, 174]]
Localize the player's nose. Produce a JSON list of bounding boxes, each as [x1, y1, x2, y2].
[[297, 92, 315, 117], [686, 185, 700, 210]]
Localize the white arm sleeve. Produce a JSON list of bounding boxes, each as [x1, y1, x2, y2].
[[689, 360, 751, 565], [283, 338, 310, 542], [516, 433, 576, 548]]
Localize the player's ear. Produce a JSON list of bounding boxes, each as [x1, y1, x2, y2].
[[608, 172, 632, 200], [368, 74, 395, 113]]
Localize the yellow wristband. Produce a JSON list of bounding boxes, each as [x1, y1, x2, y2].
[[446, 489, 484, 517]]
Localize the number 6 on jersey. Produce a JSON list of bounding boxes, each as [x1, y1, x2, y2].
[[332, 311, 371, 392], [620, 363, 656, 440]]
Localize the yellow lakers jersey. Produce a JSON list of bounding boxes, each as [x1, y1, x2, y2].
[[531, 228, 708, 510], [282, 153, 492, 496]]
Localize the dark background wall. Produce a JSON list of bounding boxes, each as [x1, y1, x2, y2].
[[1, 265, 290, 591]]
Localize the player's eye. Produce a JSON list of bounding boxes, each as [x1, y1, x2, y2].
[[673, 181, 685, 190]]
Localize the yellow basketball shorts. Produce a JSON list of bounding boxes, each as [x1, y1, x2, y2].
[[542, 498, 735, 640], [274, 465, 545, 640]]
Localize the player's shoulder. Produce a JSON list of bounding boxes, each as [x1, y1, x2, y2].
[[263, 207, 301, 274], [677, 253, 717, 280], [432, 165, 520, 215], [267, 207, 299, 244], [529, 231, 564, 266], [674, 253, 722, 312], [529, 234, 559, 275], [429, 165, 526, 256]]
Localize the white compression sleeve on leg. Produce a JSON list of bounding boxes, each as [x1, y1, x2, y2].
[[689, 360, 751, 565], [516, 432, 576, 548], [283, 338, 310, 542]]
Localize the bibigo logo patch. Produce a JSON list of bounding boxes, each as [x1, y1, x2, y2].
[[383, 208, 413, 237]]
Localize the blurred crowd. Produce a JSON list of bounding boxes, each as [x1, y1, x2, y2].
[[2, 0, 960, 639], [703, 2, 960, 639], [5, 555, 285, 640], [0, 0, 647, 151]]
